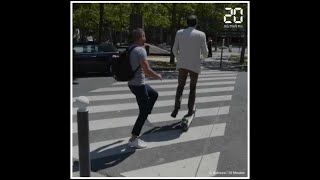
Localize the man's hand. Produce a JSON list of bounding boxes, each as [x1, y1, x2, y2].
[[157, 73, 162, 81]]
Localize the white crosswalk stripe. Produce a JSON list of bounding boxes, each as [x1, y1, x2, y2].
[[72, 95, 232, 114], [73, 87, 234, 102], [73, 106, 230, 133], [112, 74, 237, 85], [72, 70, 238, 177], [91, 81, 235, 92]]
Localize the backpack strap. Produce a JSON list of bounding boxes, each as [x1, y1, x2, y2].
[[128, 45, 138, 53], [133, 64, 141, 74], [128, 45, 141, 74]]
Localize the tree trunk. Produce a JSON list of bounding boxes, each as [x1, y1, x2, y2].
[[152, 27, 156, 44], [160, 28, 163, 44], [108, 27, 113, 43], [177, 16, 181, 30], [214, 32, 218, 52], [129, 11, 144, 43], [80, 29, 85, 42], [113, 30, 117, 45], [98, 4, 104, 43], [117, 31, 121, 45], [170, 3, 177, 64]]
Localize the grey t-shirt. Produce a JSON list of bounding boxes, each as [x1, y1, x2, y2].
[[128, 45, 147, 86]]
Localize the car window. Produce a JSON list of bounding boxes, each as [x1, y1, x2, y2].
[[73, 43, 118, 53], [73, 45, 97, 53], [98, 43, 118, 52]]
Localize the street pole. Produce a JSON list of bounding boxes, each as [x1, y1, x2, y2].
[[240, 31, 247, 64], [98, 4, 104, 43], [76, 96, 90, 177], [220, 38, 225, 68], [215, 32, 218, 52]]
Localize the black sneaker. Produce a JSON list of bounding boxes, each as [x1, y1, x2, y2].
[[171, 108, 179, 118]]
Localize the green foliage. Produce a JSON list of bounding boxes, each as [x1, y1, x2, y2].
[[142, 3, 171, 29], [73, 3, 99, 33], [73, 3, 248, 40], [103, 3, 131, 32]]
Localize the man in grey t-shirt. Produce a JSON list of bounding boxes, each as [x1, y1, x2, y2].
[[128, 46, 146, 86], [127, 28, 162, 149]]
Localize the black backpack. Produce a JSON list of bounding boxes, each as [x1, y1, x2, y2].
[[111, 46, 140, 81]]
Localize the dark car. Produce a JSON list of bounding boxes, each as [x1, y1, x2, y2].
[[73, 42, 120, 75]]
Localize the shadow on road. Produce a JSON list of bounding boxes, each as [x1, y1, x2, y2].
[[73, 122, 184, 173], [140, 122, 183, 143], [73, 140, 136, 172]]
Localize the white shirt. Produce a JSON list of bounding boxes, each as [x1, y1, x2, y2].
[[172, 27, 208, 74]]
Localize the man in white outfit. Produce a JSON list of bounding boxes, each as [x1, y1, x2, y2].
[[171, 15, 208, 118]]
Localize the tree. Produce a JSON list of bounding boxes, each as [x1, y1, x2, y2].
[[170, 4, 177, 64], [101, 3, 132, 43], [98, 4, 104, 43], [161, 3, 177, 64], [72, 2, 247, 51], [73, 4, 99, 41]]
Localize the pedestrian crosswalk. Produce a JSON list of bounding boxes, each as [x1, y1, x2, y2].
[[90, 81, 236, 92], [73, 87, 234, 102], [72, 69, 238, 177]]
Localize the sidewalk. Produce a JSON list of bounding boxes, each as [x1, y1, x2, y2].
[[148, 47, 247, 71], [148, 56, 177, 71]]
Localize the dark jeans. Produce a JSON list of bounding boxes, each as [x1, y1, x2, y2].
[[129, 84, 158, 136], [174, 68, 199, 112]]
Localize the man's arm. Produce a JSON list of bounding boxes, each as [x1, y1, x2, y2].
[[140, 59, 162, 80], [201, 34, 208, 59], [136, 48, 162, 80], [172, 31, 179, 58]]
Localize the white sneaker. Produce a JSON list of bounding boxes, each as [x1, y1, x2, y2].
[[144, 118, 155, 127], [128, 139, 147, 149]]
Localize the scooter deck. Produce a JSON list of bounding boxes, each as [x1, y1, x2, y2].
[[181, 106, 197, 132]]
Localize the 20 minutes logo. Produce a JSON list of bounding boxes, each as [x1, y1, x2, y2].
[[224, 7, 244, 28]]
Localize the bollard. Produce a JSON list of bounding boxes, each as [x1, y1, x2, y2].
[[76, 96, 90, 177]]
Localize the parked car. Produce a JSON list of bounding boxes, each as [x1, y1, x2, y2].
[[73, 42, 120, 75]]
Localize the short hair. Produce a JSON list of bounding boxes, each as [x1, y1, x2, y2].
[[187, 15, 198, 27], [131, 28, 145, 41]]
